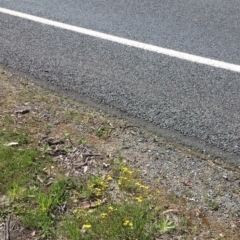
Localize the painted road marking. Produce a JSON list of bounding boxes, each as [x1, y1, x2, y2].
[[1, 7, 240, 73]]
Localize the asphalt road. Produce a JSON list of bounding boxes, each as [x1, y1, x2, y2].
[[0, 1, 240, 163]]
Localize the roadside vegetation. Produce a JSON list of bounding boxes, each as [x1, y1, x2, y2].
[[0, 69, 238, 239]]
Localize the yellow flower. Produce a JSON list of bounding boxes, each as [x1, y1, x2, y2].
[[123, 220, 133, 227], [123, 220, 129, 226], [107, 206, 114, 212], [105, 175, 112, 181], [135, 196, 143, 203], [121, 167, 133, 175], [73, 209, 78, 214], [82, 224, 91, 229], [101, 183, 109, 190], [100, 213, 107, 219], [72, 198, 78, 203], [135, 182, 142, 187], [73, 190, 80, 195], [129, 222, 133, 227], [120, 176, 128, 180], [121, 166, 128, 172], [73, 208, 85, 215], [94, 188, 102, 196]]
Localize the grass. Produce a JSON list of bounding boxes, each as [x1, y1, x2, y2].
[[0, 69, 238, 239], [0, 129, 174, 239]]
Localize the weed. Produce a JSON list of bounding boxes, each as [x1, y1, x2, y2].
[[42, 144, 52, 153], [21, 211, 53, 238], [208, 200, 219, 210], [65, 218, 81, 240], [50, 179, 68, 208], [95, 126, 111, 138], [95, 129, 104, 137], [180, 216, 189, 229], [66, 110, 79, 121], [0, 131, 29, 145], [204, 195, 219, 210], [7, 182, 26, 201], [156, 218, 175, 233], [4, 115, 14, 124], [78, 176, 109, 200], [78, 136, 87, 145], [37, 193, 53, 213], [68, 200, 158, 240], [0, 144, 39, 193], [83, 114, 92, 123]]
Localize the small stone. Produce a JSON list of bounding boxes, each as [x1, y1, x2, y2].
[[231, 223, 237, 229], [83, 166, 88, 173], [223, 175, 228, 180]]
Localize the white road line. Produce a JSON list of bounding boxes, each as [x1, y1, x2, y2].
[[1, 7, 240, 73]]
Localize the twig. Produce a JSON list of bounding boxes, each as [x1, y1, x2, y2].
[[121, 125, 139, 133], [82, 154, 101, 157], [5, 214, 11, 240]]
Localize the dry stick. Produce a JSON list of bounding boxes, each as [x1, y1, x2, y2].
[[121, 125, 140, 134], [82, 153, 101, 157], [5, 214, 11, 240]]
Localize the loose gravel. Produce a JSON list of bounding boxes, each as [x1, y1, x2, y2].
[[104, 123, 240, 233]]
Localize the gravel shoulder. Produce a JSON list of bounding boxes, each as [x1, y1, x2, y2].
[[0, 68, 240, 239]]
